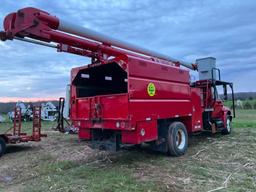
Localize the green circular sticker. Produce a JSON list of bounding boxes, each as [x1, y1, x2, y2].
[[147, 83, 156, 96]]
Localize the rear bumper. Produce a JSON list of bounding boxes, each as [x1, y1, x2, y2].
[[72, 118, 133, 131], [73, 119, 158, 145]]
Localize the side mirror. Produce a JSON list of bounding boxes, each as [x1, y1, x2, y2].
[[223, 85, 228, 100]]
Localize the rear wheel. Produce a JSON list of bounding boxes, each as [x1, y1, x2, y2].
[[167, 122, 188, 156], [0, 137, 6, 157], [221, 115, 232, 135]]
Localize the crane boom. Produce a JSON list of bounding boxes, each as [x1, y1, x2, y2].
[[0, 7, 197, 70], [58, 20, 195, 69]]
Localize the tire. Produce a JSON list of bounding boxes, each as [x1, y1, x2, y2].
[[0, 137, 6, 157], [167, 122, 188, 156], [221, 115, 232, 135]]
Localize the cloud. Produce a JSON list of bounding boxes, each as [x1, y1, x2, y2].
[[0, 0, 255, 100]]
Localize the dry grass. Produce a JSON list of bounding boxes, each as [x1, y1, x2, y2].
[[0, 110, 255, 192]]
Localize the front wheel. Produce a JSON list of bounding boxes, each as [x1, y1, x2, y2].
[[167, 122, 188, 156], [0, 137, 6, 157], [221, 115, 232, 135]]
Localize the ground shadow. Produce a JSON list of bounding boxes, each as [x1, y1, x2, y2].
[[108, 131, 224, 164], [5, 145, 34, 154], [188, 131, 221, 146]]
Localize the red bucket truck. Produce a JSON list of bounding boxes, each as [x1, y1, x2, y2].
[[0, 7, 235, 156]]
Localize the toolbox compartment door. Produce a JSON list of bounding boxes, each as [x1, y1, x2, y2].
[[75, 94, 128, 120]]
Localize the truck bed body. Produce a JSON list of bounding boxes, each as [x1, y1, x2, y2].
[[70, 55, 203, 144]]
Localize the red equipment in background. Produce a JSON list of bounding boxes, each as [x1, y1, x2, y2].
[[0, 106, 47, 156], [0, 7, 235, 156]]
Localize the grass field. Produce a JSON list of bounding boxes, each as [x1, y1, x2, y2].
[[0, 110, 255, 192], [224, 99, 256, 109], [232, 110, 256, 128]]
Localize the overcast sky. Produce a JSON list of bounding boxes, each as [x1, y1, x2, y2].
[[0, 0, 255, 100]]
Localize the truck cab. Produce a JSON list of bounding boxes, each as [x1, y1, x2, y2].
[[193, 57, 235, 134]]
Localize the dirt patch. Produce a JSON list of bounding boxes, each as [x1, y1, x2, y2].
[[34, 132, 105, 161]]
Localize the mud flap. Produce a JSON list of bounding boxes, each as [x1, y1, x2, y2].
[[90, 131, 121, 151]]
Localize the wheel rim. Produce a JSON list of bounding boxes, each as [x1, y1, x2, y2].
[[226, 118, 231, 132], [176, 129, 186, 150]]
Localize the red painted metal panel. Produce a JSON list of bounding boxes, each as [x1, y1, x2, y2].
[[127, 56, 190, 83], [78, 120, 131, 131], [191, 88, 203, 132], [78, 128, 91, 140], [76, 98, 90, 119], [70, 84, 77, 119], [122, 120, 157, 144], [100, 94, 129, 119], [129, 100, 192, 122], [129, 77, 191, 99], [74, 94, 128, 121]]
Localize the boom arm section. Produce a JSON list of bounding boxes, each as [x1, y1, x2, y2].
[[0, 7, 197, 69]]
